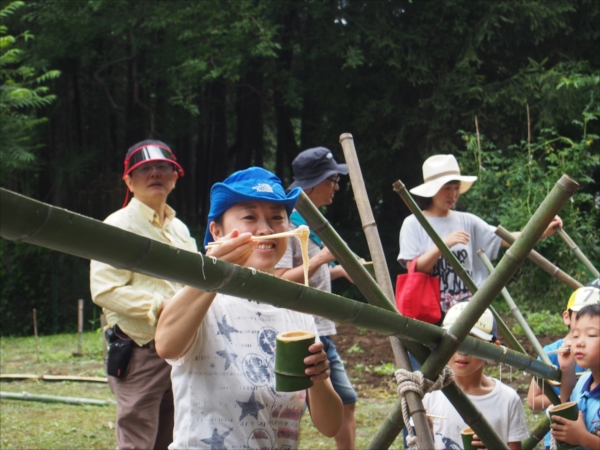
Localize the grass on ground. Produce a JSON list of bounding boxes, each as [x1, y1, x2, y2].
[[1, 332, 546, 449]]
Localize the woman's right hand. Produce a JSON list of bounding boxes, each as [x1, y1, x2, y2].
[[206, 229, 257, 266], [442, 231, 470, 248]]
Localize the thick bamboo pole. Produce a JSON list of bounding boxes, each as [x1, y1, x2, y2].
[[421, 174, 578, 381], [393, 180, 524, 354], [495, 226, 583, 290], [477, 250, 550, 364], [0, 188, 559, 380], [339, 132, 434, 449], [555, 228, 600, 278], [477, 250, 562, 410], [522, 416, 551, 450]]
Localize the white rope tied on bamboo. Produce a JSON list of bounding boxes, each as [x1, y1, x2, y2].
[[395, 366, 455, 450]]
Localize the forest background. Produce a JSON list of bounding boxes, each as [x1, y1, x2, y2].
[[1, 0, 599, 336]]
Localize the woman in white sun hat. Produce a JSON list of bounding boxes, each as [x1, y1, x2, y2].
[[398, 154, 562, 318]]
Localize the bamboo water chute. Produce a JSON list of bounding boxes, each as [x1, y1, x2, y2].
[[495, 226, 583, 290], [0, 177, 577, 450], [0, 187, 559, 381]]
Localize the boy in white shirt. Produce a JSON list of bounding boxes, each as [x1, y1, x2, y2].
[[423, 302, 529, 449], [155, 167, 342, 449]]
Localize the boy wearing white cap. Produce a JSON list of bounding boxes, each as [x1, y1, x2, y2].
[[422, 302, 529, 449]]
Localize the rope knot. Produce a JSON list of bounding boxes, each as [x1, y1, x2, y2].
[[394, 366, 454, 449]]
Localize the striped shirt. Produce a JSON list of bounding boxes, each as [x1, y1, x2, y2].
[[90, 198, 198, 345]]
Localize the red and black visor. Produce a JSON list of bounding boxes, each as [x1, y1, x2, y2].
[[122, 144, 184, 179]]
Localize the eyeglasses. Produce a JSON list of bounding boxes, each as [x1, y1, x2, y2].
[[134, 162, 174, 176], [326, 177, 341, 185]]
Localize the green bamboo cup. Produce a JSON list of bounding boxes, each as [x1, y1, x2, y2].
[[274, 330, 315, 392], [549, 401, 580, 450], [461, 427, 476, 450]]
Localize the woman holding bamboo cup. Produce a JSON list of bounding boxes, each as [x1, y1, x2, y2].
[[397, 154, 562, 321]]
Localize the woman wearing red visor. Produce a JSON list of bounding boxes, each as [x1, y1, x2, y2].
[[91, 140, 197, 450]]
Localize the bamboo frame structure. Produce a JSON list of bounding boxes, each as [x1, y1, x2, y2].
[[0, 178, 576, 449], [495, 226, 583, 290], [294, 191, 512, 449], [339, 133, 434, 449], [392, 175, 578, 447], [555, 227, 600, 278], [0, 188, 559, 379]]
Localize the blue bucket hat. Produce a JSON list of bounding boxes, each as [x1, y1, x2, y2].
[[204, 167, 302, 247]]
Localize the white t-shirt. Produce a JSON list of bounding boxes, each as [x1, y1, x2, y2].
[[168, 293, 318, 449], [275, 223, 337, 336], [422, 378, 529, 449], [398, 211, 502, 313]]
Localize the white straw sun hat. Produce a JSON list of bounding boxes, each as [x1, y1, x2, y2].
[[410, 154, 477, 198]]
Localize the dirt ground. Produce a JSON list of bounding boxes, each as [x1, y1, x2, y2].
[[331, 322, 562, 398]]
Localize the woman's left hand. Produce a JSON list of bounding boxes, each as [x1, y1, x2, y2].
[[541, 215, 563, 240], [304, 341, 331, 382]]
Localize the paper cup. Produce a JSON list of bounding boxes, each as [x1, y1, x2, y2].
[[274, 330, 315, 392], [549, 401, 579, 450], [461, 427, 476, 450]]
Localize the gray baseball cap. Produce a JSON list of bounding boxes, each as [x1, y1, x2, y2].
[[288, 147, 348, 190]]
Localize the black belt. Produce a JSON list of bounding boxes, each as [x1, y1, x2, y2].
[[114, 324, 153, 348]]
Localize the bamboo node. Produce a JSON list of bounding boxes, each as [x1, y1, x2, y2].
[[395, 366, 454, 449]]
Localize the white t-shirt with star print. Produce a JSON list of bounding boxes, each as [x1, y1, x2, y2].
[[167, 293, 318, 449]]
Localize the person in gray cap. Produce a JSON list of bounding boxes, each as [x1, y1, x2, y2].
[[275, 147, 358, 450]]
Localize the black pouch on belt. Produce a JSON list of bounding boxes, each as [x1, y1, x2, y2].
[[106, 325, 133, 378]]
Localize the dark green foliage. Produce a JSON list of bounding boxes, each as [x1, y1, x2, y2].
[[1, 0, 599, 334]]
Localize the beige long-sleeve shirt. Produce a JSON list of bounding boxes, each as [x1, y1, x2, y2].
[[90, 198, 198, 345]]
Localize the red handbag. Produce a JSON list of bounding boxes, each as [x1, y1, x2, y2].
[[395, 259, 441, 324]]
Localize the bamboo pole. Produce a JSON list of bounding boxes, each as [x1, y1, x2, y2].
[[522, 416, 551, 450], [76, 299, 84, 356], [339, 132, 434, 449], [420, 174, 577, 382], [477, 250, 562, 410], [0, 188, 560, 380], [0, 374, 107, 383], [555, 227, 599, 278], [477, 250, 550, 364], [1, 391, 115, 406], [495, 226, 583, 290], [33, 308, 39, 363], [393, 180, 524, 354]]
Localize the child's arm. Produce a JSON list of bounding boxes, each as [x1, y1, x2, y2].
[[551, 412, 600, 449], [155, 230, 256, 360], [304, 341, 343, 437], [527, 378, 553, 411]]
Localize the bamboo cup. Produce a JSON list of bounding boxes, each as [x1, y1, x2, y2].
[[549, 401, 579, 450], [274, 331, 315, 392], [461, 427, 476, 450]]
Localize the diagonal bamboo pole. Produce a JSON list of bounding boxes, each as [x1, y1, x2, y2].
[[555, 227, 600, 278], [495, 226, 583, 290], [477, 250, 550, 365], [295, 192, 510, 449], [393, 180, 525, 354], [477, 249, 562, 412], [0, 188, 560, 381], [339, 132, 434, 449]]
